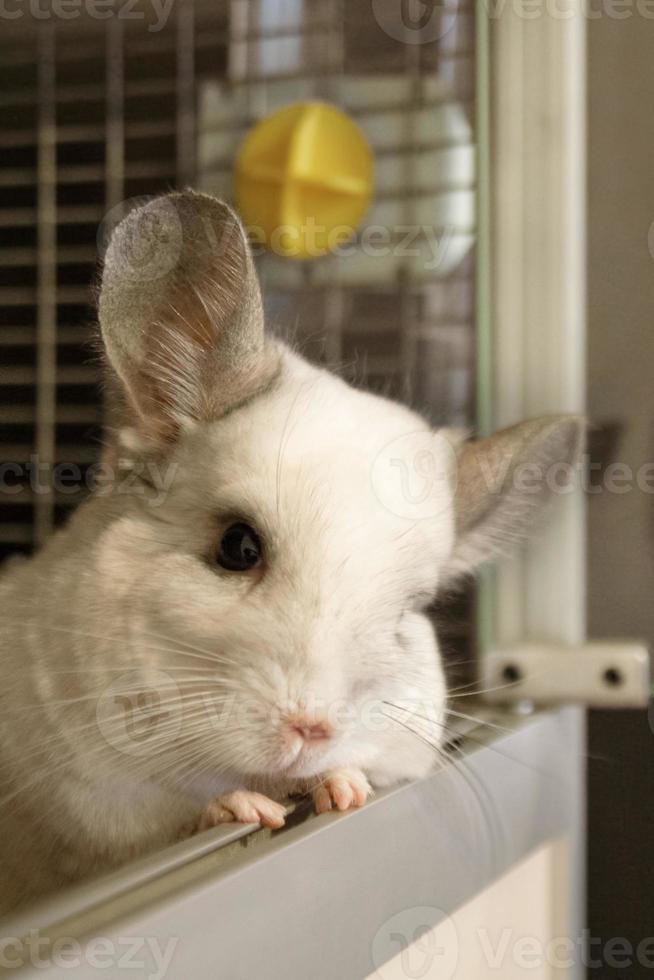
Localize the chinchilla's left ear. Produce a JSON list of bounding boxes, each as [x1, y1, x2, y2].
[[98, 190, 278, 445], [440, 415, 585, 585]]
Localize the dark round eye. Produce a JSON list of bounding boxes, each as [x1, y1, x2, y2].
[[216, 523, 263, 572]]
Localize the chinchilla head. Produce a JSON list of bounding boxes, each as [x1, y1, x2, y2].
[[91, 191, 583, 786]]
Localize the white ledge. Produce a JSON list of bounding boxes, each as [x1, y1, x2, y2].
[[4, 707, 583, 980]]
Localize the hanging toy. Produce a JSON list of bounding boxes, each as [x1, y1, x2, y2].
[[235, 101, 374, 260]]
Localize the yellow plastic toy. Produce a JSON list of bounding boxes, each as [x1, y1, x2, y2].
[[234, 102, 374, 260]]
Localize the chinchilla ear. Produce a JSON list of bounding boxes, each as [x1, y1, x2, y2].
[[440, 415, 585, 585], [98, 191, 277, 444]]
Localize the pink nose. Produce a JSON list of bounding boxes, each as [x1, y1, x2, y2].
[[288, 716, 333, 741]]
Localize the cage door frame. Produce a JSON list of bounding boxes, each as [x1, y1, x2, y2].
[[477, 0, 587, 974]]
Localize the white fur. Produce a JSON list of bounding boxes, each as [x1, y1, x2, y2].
[[0, 193, 582, 913], [0, 346, 452, 911]]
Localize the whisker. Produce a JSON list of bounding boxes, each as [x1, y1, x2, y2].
[[444, 707, 513, 736]]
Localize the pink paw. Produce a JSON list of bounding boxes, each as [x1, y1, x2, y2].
[[198, 791, 286, 832], [312, 768, 372, 814]]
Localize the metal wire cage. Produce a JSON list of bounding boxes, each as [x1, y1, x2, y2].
[[0, 0, 477, 562]]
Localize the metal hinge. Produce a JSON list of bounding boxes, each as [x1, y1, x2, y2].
[[480, 642, 651, 708]]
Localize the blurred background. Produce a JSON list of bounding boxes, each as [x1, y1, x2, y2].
[[0, 0, 651, 973], [586, 16, 654, 975]]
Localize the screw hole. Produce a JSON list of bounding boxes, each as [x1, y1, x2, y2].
[[603, 667, 623, 687], [502, 664, 522, 684]]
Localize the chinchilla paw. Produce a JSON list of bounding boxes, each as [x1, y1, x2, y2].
[[198, 790, 286, 831], [312, 768, 372, 814]]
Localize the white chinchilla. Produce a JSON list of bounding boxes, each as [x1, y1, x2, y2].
[[0, 192, 583, 912]]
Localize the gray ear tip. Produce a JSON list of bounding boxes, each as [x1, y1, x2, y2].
[[100, 191, 254, 317], [156, 189, 243, 225], [104, 190, 247, 267], [548, 411, 587, 437], [117, 189, 241, 221], [533, 414, 587, 465]]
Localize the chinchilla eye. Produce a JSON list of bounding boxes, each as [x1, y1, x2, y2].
[[217, 523, 263, 572]]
